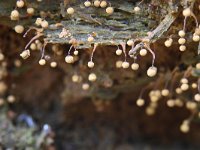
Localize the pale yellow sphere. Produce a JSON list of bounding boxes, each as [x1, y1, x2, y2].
[[196, 63, 200, 69], [73, 50, 79, 56], [193, 34, 200, 42], [164, 40, 172, 47], [194, 93, 200, 102], [180, 78, 188, 84], [50, 62, 57, 68], [175, 88, 182, 94], [11, 10, 19, 20], [150, 95, 159, 102], [178, 30, 185, 37], [139, 49, 147, 56], [65, 55, 74, 63], [161, 89, 169, 97], [84, 1, 91, 7], [106, 7, 114, 15], [147, 66, 157, 77], [16, 0, 25, 8], [181, 83, 189, 91], [94, 0, 100, 7], [14, 59, 22, 67], [30, 43, 37, 50], [127, 40, 134, 46], [154, 90, 161, 97], [72, 75, 80, 83], [146, 107, 155, 116], [27, 8, 35, 15], [183, 8, 191, 17], [39, 59, 46, 65], [20, 50, 30, 59], [180, 123, 190, 133], [11, 10, 19, 18], [136, 98, 145, 107], [0, 82, 7, 94], [7, 95, 16, 103], [179, 45, 186, 51], [134, 6, 141, 13], [100, 1, 107, 8], [191, 83, 197, 89], [82, 83, 90, 90], [178, 38, 186, 45], [116, 60, 123, 68], [35, 40, 40, 44], [131, 63, 139, 70], [167, 99, 175, 107], [14, 25, 24, 34], [122, 61, 130, 69], [0, 53, 4, 61], [88, 73, 97, 82], [67, 7, 75, 15], [88, 61, 94, 68], [186, 101, 197, 110], [116, 49, 122, 55]]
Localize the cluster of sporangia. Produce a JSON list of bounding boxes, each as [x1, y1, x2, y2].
[[0, 50, 17, 107], [137, 3, 200, 133], [10, 0, 200, 133], [164, 5, 200, 51]]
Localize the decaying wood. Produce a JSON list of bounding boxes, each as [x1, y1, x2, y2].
[[0, 0, 185, 49]]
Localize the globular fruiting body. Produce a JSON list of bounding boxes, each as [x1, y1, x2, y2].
[[94, 0, 100, 7], [106, 7, 114, 15], [20, 50, 30, 59], [100, 1, 107, 8], [39, 59, 46, 65], [84, 1, 91, 7], [147, 66, 157, 77], [50, 62, 57, 68], [27, 8, 35, 15], [10, 10, 19, 20], [65, 55, 74, 63], [14, 25, 24, 34], [134, 6, 141, 13], [122, 61, 130, 69], [88, 73, 97, 82], [131, 63, 139, 70], [67, 7, 75, 15], [88, 61, 94, 68], [16, 0, 25, 8]]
